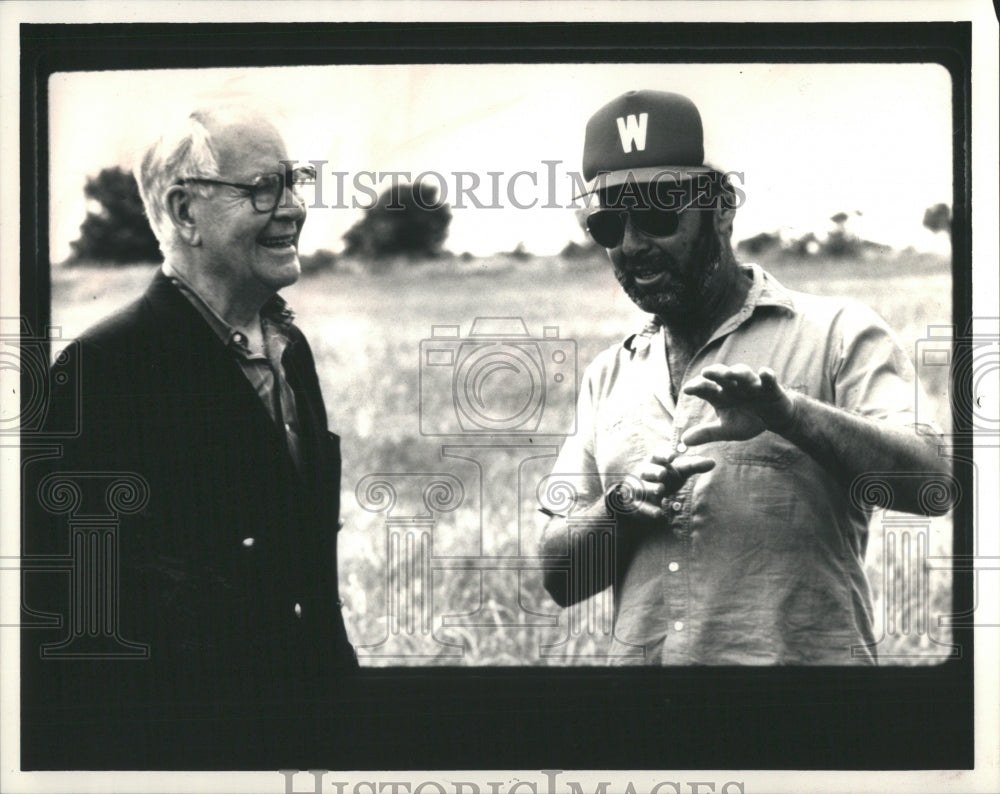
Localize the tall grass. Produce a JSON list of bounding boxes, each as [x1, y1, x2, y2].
[[49, 250, 955, 666]]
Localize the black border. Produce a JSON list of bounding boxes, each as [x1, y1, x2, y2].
[[19, 22, 974, 771]]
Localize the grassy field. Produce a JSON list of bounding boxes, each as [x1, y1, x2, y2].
[[50, 249, 956, 665]]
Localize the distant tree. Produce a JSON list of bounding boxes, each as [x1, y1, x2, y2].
[[559, 239, 602, 259], [68, 167, 162, 265], [923, 203, 951, 236], [736, 230, 781, 257], [508, 242, 532, 260], [822, 210, 862, 258], [784, 231, 820, 259], [299, 248, 337, 275], [343, 181, 451, 261]]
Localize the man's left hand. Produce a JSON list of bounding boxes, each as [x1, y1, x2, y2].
[[680, 364, 796, 447]]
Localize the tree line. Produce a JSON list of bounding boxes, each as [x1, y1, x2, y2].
[[65, 166, 951, 269]]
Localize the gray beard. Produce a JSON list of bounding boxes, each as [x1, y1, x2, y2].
[[616, 217, 725, 328]]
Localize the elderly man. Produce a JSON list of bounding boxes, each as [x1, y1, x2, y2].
[[22, 106, 356, 767], [540, 90, 951, 665]]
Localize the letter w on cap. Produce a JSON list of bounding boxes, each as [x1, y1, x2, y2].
[[616, 113, 648, 153]]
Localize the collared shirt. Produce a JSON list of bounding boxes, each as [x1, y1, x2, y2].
[[548, 264, 927, 665], [163, 265, 303, 470]]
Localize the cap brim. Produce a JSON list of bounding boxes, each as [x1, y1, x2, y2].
[[574, 165, 714, 201]]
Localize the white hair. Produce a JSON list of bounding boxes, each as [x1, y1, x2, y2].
[[134, 109, 223, 256]]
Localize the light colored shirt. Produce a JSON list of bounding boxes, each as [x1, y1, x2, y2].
[[163, 265, 303, 470], [547, 264, 926, 665]]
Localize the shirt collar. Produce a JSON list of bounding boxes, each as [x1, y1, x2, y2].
[[741, 262, 796, 313], [261, 293, 295, 330], [622, 263, 794, 353], [161, 263, 295, 353]]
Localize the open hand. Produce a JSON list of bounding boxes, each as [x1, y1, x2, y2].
[[680, 364, 796, 447]]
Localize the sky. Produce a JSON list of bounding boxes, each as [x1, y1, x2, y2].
[[48, 62, 954, 260]]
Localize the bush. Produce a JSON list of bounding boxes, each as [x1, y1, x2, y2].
[[68, 167, 162, 265], [507, 242, 531, 260], [923, 203, 951, 236], [736, 231, 781, 257], [343, 181, 451, 261], [559, 239, 602, 260], [299, 248, 337, 275], [822, 211, 862, 259]]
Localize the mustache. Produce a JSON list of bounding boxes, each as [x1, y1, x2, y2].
[[620, 254, 679, 275]]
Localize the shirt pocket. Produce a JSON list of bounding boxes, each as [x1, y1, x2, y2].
[[722, 432, 802, 469], [594, 412, 652, 477], [720, 384, 808, 469]]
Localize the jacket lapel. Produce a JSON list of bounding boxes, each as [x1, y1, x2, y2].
[[140, 270, 294, 467], [281, 337, 325, 481]]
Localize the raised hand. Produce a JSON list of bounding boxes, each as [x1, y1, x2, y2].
[[680, 364, 796, 448]]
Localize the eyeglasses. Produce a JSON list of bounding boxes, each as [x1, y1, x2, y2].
[[585, 193, 698, 249], [180, 164, 316, 213]]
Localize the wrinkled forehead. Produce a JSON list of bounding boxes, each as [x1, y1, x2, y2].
[[204, 112, 289, 179]]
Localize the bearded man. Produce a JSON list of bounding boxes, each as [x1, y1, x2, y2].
[[539, 90, 950, 665]]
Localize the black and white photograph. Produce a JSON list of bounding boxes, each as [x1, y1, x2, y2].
[[1, 2, 997, 792]]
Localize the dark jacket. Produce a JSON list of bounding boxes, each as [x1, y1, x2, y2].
[[22, 271, 357, 768]]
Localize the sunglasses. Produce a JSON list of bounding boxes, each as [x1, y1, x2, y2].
[[180, 164, 316, 213], [585, 193, 699, 249]]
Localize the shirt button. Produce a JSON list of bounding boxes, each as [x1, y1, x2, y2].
[[668, 561, 680, 572], [671, 501, 683, 512], [676, 442, 688, 453], [241, 537, 255, 548], [294, 603, 302, 618], [284, 422, 292, 432], [674, 621, 684, 631]]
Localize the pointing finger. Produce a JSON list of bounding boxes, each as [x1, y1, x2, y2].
[[672, 455, 716, 477], [680, 421, 727, 448], [649, 452, 679, 467], [698, 364, 733, 381], [682, 378, 725, 403]]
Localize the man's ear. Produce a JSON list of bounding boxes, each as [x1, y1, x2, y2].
[[165, 185, 201, 246], [714, 205, 736, 239]]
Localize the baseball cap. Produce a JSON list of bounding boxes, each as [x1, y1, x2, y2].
[[580, 90, 713, 197]]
